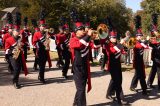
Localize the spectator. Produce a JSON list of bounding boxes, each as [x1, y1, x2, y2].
[[124, 31, 131, 65], [0, 35, 3, 49]]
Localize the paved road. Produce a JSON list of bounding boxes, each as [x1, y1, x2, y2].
[[0, 55, 160, 106]]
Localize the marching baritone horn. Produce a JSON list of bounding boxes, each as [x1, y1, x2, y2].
[[121, 31, 136, 48], [149, 31, 160, 43], [126, 37, 137, 48], [97, 24, 109, 39], [43, 29, 51, 50]]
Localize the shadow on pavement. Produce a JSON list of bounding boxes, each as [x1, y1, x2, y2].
[[21, 76, 73, 88], [0, 62, 12, 86], [0, 61, 109, 87], [124, 88, 160, 104], [91, 70, 109, 78], [89, 101, 131, 106], [90, 87, 160, 106]]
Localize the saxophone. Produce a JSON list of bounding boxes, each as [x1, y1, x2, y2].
[[43, 29, 51, 50], [12, 38, 22, 59]]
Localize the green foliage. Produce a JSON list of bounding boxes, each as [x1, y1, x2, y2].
[[0, 0, 132, 35], [140, 0, 160, 35]]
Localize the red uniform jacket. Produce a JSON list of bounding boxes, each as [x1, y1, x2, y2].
[[20, 29, 31, 46], [70, 35, 92, 92], [100, 38, 107, 54], [32, 32, 43, 47], [105, 42, 126, 71], [3, 32, 12, 47], [133, 41, 149, 77], [71, 32, 76, 38], [56, 33, 65, 44], [56, 33, 66, 50], [5, 36, 28, 76], [33, 31, 52, 68]]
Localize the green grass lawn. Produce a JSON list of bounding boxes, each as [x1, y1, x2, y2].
[[1, 48, 153, 75], [27, 49, 153, 75], [49, 51, 152, 75]]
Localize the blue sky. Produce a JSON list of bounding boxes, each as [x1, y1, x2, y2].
[[126, 0, 142, 12]]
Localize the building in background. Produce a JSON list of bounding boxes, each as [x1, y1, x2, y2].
[[0, 7, 19, 29]]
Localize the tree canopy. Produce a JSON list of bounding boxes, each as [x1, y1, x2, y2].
[[139, 0, 160, 35], [0, 0, 132, 35]]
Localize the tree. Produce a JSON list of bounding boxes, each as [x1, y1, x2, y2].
[[0, 0, 132, 35], [138, 0, 160, 35]]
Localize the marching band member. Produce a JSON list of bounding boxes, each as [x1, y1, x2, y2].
[[100, 17, 113, 71], [97, 24, 109, 71], [31, 19, 40, 70], [5, 12, 28, 89], [84, 16, 93, 63], [60, 24, 71, 79], [20, 17, 31, 61], [55, 26, 64, 68], [105, 31, 127, 105], [147, 35, 160, 90], [147, 14, 160, 89], [2, 12, 13, 48], [130, 30, 149, 95], [130, 15, 149, 95], [3, 27, 13, 47], [32, 16, 48, 84], [3, 12, 14, 74], [70, 22, 92, 106]]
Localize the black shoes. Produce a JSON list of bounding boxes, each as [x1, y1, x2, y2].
[[13, 82, 21, 89], [33, 67, 38, 71], [106, 95, 115, 100], [72, 103, 77, 106], [56, 64, 60, 68], [117, 100, 128, 105], [40, 79, 46, 84], [62, 73, 68, 79], [142, 90, 150, 96], [34, 68, 38, 71], [130, 87, 137, 92], [147, 84, 155, 88], [56, 63, 64, 68], [149, 85, 155, 88], [38, 76, 46, 84]]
